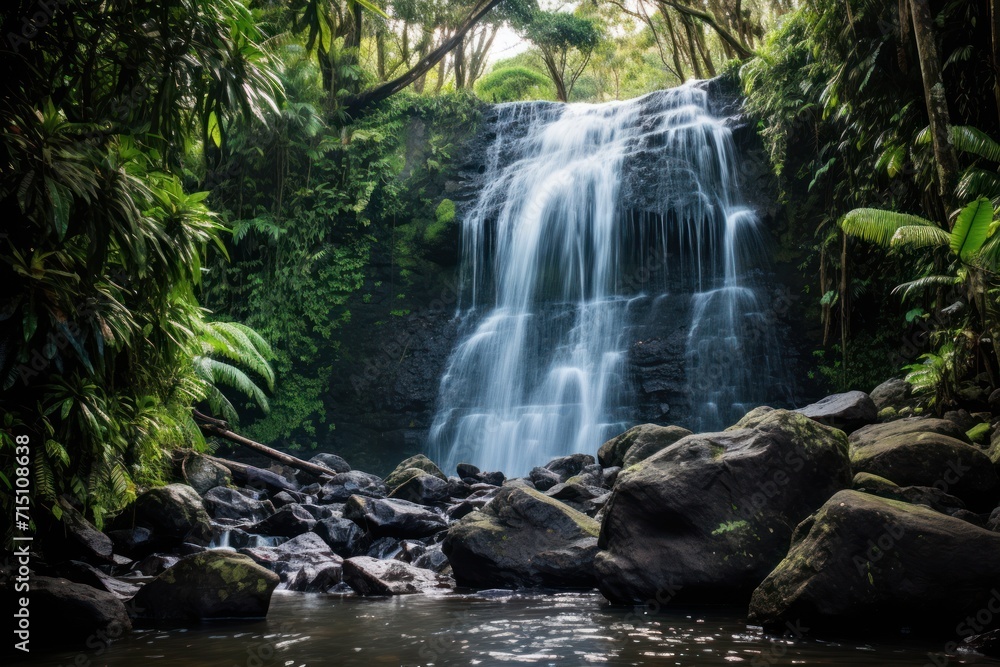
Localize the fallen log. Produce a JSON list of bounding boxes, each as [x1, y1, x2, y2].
[[200, 453, 301, 495], [195, 418, 336, 481]]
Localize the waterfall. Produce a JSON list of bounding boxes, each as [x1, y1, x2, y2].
[[428, 82, 787, 477]]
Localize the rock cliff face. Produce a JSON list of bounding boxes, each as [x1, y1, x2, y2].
[[323, 77, 814, 475]]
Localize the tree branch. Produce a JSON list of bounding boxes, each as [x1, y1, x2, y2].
[[658, 0, 752, 59]]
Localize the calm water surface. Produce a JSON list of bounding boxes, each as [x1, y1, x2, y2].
[[15, 591, 1000, 666]]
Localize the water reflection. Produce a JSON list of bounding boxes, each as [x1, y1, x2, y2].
[[12, 591, 999, 666]]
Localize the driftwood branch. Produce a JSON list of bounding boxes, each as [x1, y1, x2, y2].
[[196, 417, 335, 481]]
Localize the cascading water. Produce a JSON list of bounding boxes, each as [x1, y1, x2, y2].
[[428, 81, 788, 476]]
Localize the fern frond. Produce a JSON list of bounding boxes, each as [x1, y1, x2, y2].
[[840, 208, 938, 247], [890, 225, 950, 249], [891, 275, 959, 300]]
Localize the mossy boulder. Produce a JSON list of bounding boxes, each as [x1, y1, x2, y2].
[[384, 454, 446, 490], [388, 469, 451, 505], [849, 421, 999, 511], [132, 551, 279, 621], [443, 485, 600, 589], [111, 483, 212, 549], [595, 409, 852, 604], [181, 453, 232, 496], [597, 424, 692, 468], [749, 490, 1000, 636]]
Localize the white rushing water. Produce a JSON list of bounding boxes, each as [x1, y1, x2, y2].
[[428, 82, 782, 476]]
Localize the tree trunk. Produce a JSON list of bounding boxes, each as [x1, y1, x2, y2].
[[910, 0, 959, 205], [376, 31, 387, 81], [662, 9, 687, 82], [682, 17, 705, 79], [455, 36, 467, 89], [344, 0, 505, 114], [197, 418, 336, 480], [659, 0, 752, 59], [897, 0, 912, 73]]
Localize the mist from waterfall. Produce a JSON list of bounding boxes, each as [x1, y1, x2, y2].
[[427, 82, 785, 477]]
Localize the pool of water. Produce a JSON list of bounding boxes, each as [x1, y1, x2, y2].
[[14, 591, 1000, 666]]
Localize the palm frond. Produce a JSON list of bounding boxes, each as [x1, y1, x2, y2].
[[890, 225, 950, 249], [891, 275, 959, 300]]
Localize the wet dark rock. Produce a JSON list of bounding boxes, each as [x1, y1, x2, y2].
[[203, 486, 275, 523], [544, 454, 597, 482], [239, 532, 343, 593], [342, 556, 453, 596], [314, 517, 367, 557], [20, 576, 131, 649], [44, 498, 114, 564], [849, 423, 999, 511], [182, 453, 232, 496], [479, 471, 506, 486], [529, 466, 562, 491], [131, 554, 179, 577], [132, 551, 279, 621], [271, 490, 309, 508], [298, 503, 339, 521], [598, 424, 693, 469], [111, 484, 212, 549], [602, 467, 621, 488], [345, 495, 448, 538], [447, 497, 491, 521], [456, 463, 481, 479], [749, 490, 1000, 635], [310, 453, 352, 474], [795, 390, 877, 433], [596, 409, 852, 604], [943, 409, 978, 433], [446, 476, 472, 499], [388, 469, 451, 505], [248, 504, 317, 538], [52, 561, 140, 600], [106, 526, 154, 559], [444, 486, 600, 589], [366, 536, 403, 559], [395, 539, 428, 563], [965, 630, 1000, 658], [320, 471, 388, 503]]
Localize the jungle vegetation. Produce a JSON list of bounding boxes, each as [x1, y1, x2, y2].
[[1, 0, 998, 529]]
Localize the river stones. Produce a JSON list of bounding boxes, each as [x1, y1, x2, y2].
[[595, 408, 852, 604], [320, 471, 388, 502], [388, 469, 451, 505], [544, 453, 597, 482], [203, 486, 275, 523], [342, 556, 453, 596], [597, 424, 693, 468], [240, 532, 343, 593], [849, 420, 999, 511], [181, 453, 233, 495], [795, 390, 877, 433], [443, 485, 600, 589], [248, 503, 317, 537], [314, 516, 367, 557], [132, 551, 279, 621], [111, 483, 212, 549], [529, 466, 562, 491], [384, 454, 446, 489], [309, 452, 352, 474], [19, 576, 131, 649], [345, 495, 448, 538], [749, 490, 1000, 635]]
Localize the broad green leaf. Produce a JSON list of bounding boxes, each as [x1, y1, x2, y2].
[[206, 111, 222, 147], [46, 178, 71, 240], [951, 197, 993, 260]]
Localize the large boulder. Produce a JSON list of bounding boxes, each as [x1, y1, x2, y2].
[[181, 453, 232, 496], [795, 390, 877, 433], [749, 490, 1000, 635], [443, 486, 600, 589], [849, 421, 999, 511], [203, 486, 274, 523], [52, 560, 141, 600], [595, 409, 852, 604], [342, 556, 453, 596], [112, 484, 212, 548], [384, 454, 446, 489], [132, 551, 279, 621], [309, 453, 352, 474], [239, 532, 343, 593], [320, 471, 388, 503], [597, 424, 692, 469], [388, 469, 451, 505], [13, 576, 131, 650], [42, 498, 114, 564], [314, 516, 367, 557], [345, 495, 448, 538], [869, 378, 914, 412], [851, 417, 971, 446], [247, 504, 316, 538]]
